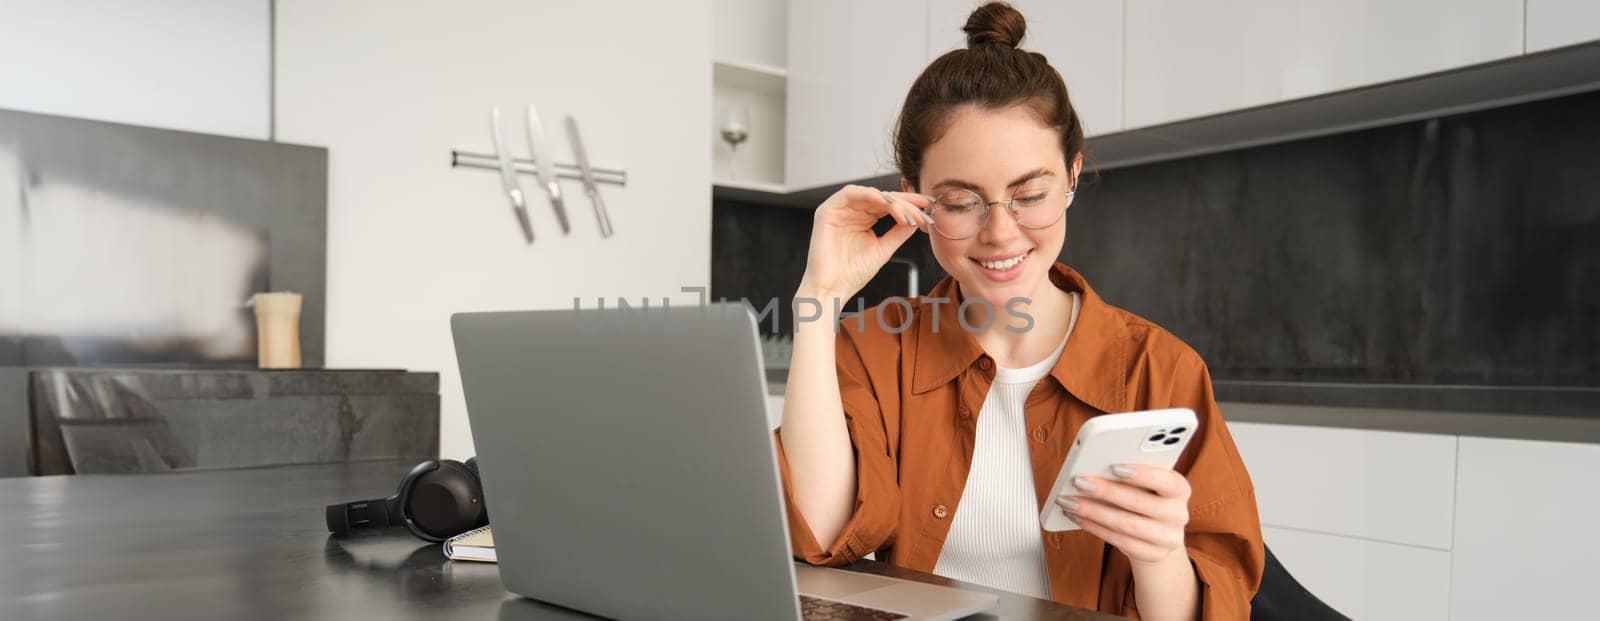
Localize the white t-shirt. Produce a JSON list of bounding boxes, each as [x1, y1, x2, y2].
[[932, 292, 1081, 600]]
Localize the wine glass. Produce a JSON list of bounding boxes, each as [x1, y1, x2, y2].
[[720, 105, 750, 151], [720, 105, 750, 178]]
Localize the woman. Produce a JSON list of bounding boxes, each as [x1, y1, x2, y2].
[[776, 3, 1264, 619]]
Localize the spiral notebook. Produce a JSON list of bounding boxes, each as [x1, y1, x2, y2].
[[442, 525, 496, 563]]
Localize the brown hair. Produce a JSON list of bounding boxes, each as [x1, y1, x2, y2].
[[893, 2, 1085, 190]]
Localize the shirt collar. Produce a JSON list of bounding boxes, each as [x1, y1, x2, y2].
[[910, 262, 1128, 414]]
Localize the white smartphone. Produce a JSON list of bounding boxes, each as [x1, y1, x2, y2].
[[1039, 408, 1199, 532]]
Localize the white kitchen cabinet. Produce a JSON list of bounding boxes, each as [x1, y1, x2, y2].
[[1526, 0, 1600, 53], [1122, 0, 1525, 129], [1263, 526, 1450, 621], [1228, 421, 1457, 549], [925, 0, 1123, 137], [713, 0, 788, 189], [714, 0, 788, 68], [714, 61, 788, 189], [785, 0, 929, 190], [1450, 437, 1600, 620]]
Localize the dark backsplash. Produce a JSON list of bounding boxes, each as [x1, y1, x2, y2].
[[712, 89, 1600, 388]]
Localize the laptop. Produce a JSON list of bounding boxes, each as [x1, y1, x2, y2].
[[452, 303, 998, 620]]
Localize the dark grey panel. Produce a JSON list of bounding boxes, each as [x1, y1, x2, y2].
[[1222, 401, 1600, 445], [712, 89, 1600, 413], [0, 367, 24, 477], [0, 107, 327, 367], [26, 369, 438, 475], [1069, 89, 1600, 387], [1213, 381, 1600, 419]]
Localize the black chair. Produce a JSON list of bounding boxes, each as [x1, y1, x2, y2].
[[1251, 544, 1350, 621]]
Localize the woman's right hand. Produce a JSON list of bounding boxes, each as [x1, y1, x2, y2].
[[785, 185, 929, 550], [797, 185, 933, 299]]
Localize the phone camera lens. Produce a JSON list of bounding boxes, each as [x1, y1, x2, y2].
[[1170, 427, 1188, 435], [1148, 434, 1165, 442], [1163, 437, 1181, 446]]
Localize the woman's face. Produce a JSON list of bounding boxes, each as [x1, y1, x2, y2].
[[906, 104, 1079, 312]]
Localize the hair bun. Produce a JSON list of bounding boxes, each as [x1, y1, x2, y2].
[[963, 2, 1026, 49]]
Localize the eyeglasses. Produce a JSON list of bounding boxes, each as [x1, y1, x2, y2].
[[920, 180, 1075, 240]]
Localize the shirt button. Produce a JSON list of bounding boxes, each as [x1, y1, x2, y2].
[[933, 504, 948, 519], [977, 357, 993, 371], [959, 406, 971, 419], [1033, 427, 1047, 442]]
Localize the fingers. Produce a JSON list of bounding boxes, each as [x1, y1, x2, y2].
[[1104, 463, 1192, 501], [1056, 468, 1191, 565], [880, 190, 933, 208], [878, 190, 933, 232], [1055, 494, 1185, 560], [1063, 494, 1167, 546], [876, 216, 919, 253], [820, 186, 932, 232], [1068, 511, 1180, 564], [1062, 476, 1181, 525], [817, 185, 893, 224]]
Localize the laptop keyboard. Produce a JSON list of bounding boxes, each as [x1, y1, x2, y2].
[[799, 594, 908, 620]]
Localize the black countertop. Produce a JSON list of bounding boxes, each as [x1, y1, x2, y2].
[[1211, 380, 1600, 419], [1212, 380, 1600, 443], [1, 460, 1111, 620], [1220, 401, 1600, 443]]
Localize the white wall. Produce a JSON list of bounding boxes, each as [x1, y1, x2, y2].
[[275, 0, 713, 458], [0, 0, 270, 139]]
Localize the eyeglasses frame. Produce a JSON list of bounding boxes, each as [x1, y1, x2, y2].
[[918, 182, 1077, 240]]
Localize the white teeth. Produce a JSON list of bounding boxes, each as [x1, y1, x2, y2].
[[979, 251, 1028, 270]]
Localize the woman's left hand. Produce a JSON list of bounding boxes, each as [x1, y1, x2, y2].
[[1055, 463, 1191, 566]]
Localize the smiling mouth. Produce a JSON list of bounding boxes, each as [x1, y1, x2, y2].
[[973, 249, 1031, 271]]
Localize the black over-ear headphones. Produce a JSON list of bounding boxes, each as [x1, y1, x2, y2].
[[325, 457, 488, 543]]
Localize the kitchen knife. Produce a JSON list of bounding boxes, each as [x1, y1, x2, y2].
[[523, 104, 571, 235], [490, 107, 535, 243], [563, 115, 615, 238]]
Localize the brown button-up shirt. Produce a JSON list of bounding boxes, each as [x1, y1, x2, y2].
[[776, 263, 1264, 619]]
